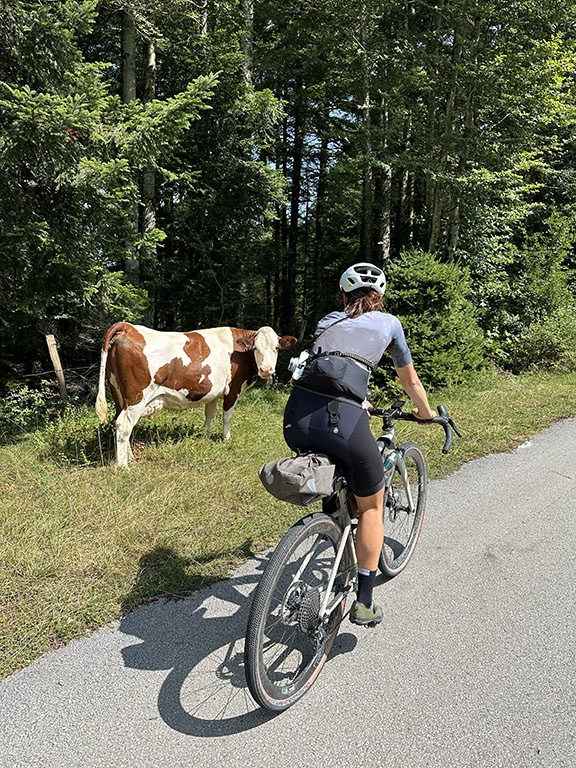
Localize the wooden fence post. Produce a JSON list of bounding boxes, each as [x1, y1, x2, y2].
[[45, 334, 68, 402]]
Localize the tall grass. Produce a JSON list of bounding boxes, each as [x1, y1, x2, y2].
[[1, 370, 575, 679]]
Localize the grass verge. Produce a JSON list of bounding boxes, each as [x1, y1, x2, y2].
[[1, 368, 575, 679]]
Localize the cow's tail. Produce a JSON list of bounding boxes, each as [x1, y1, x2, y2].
[[95, 347, 109, 424], [95, 322, 127, 424]]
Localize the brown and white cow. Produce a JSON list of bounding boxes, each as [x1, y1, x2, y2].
[[95, 322, 296, 467]]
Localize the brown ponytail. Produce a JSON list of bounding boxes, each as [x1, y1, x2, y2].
[[341, 288, 384, 318]]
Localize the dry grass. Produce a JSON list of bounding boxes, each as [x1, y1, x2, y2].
[[1, 369, 575, 679]]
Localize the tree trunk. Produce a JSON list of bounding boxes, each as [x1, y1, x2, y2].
[[199, 1, 208, 37], [423, 1, 443, 250], [160, 191, 175, 329], [265, 274, 272, 325], [142, 37, 157, 324], [273, 204, 282, 328], [275, 114, 288, 330], [397, 113, 413, 253], [428, 17, 461, 254], [448, 19, 483, 261], [448, 97, 474, 261], [313, 126, 329, 321], [121, 10, 140, 287], [121, 11, 136, 103], [240, 0, 254, 87], [284, 84, 304, 336], [358, 0, 372, 261], [301, 188, 311, 331], [407, 171, 415, 247], [372, 97, 391, 266]]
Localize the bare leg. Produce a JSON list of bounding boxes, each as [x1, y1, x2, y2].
[[354, 487, 385, 571]]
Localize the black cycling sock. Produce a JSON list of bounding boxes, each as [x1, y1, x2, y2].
[[357, 568, 377, 607]]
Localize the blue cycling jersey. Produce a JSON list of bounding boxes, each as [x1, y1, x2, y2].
[[310, 310, 412, 370]]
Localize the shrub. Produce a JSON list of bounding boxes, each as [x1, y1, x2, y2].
[[33, 404, 113, 466], [376, 249, 486, 390], [0, 380, 61, 440], [479, 212, 576, 372], [506, 305, 576, 372]]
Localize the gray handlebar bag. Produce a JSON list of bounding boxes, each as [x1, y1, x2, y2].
[[258, 454, 336, 506]]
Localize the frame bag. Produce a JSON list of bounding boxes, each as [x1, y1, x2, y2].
[[259, 454, 335, 506]]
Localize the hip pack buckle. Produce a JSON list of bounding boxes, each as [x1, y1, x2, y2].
[[328, 400, 340, 434]]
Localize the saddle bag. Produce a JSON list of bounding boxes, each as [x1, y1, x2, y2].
[[258, 453, 336, 506]]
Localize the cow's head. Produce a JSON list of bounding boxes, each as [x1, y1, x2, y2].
[[251, 326, 297, 379]]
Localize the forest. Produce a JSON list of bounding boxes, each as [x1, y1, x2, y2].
[[2, 0, 576, 398]]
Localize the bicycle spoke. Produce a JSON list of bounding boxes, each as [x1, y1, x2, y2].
[[245, 513, 350, 709]]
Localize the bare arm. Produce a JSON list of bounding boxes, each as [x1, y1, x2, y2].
[[395, 362, 436, 420]]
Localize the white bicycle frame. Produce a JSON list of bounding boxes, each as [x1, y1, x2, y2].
[[288, 440, 416, 625]]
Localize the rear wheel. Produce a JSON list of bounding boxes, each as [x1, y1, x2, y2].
[[244, 513, 350, 712], [378, 442, 427, 579]]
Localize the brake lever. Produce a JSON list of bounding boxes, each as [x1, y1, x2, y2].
[[448, 416, 462, 438]]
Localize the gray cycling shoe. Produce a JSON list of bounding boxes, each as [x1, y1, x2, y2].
[[349, 600, 383, 627]]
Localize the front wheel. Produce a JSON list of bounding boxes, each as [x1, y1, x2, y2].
[[378, 441, 427, 579], [244, 513, 350, 712]]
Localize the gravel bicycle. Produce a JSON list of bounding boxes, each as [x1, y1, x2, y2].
[[244, 399, 461, 712]]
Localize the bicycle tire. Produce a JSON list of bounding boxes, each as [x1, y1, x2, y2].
[[378, 441, 427, 579], [244, 512, 349, 712]]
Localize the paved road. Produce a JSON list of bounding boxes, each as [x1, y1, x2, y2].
[[2, 419, 576, 768]]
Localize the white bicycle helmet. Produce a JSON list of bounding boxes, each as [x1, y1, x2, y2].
[[339, 262, 386, 295]]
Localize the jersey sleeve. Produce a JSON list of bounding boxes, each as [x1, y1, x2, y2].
[[387, 316, 412, 368]]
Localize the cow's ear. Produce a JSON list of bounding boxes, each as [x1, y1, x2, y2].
[[279, 335, 298, 349], [235, 337, 255, 352]]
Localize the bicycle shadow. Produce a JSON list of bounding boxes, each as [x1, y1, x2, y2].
[[119, 546, 358, 737]]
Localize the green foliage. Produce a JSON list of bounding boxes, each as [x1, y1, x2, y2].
[[0, 0, 216, 376], [507, 306, 576, 372], [0, 381, 61, 440], [480, 212, 576, 372], [380, 249, 486, 390], [33, 404, 111, 466]]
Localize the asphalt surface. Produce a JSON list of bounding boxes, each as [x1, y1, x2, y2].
[[1, 418, 576, 768]]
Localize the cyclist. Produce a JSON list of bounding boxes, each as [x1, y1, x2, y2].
[[283, 262, 435, 626]]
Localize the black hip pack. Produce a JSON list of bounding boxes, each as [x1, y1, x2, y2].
[[298, 351, 372, 402]]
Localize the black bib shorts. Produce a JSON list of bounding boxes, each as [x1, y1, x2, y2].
[[283, 386, 385, 498]]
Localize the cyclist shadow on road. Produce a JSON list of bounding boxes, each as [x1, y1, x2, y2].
[[118, 545, 357, 737]]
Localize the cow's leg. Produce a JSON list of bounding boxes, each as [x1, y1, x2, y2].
[[115, 405, 144, 467], [222, 392, 239, 441], [203, 399, 218, 436], [222, 405, 235, 440]]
